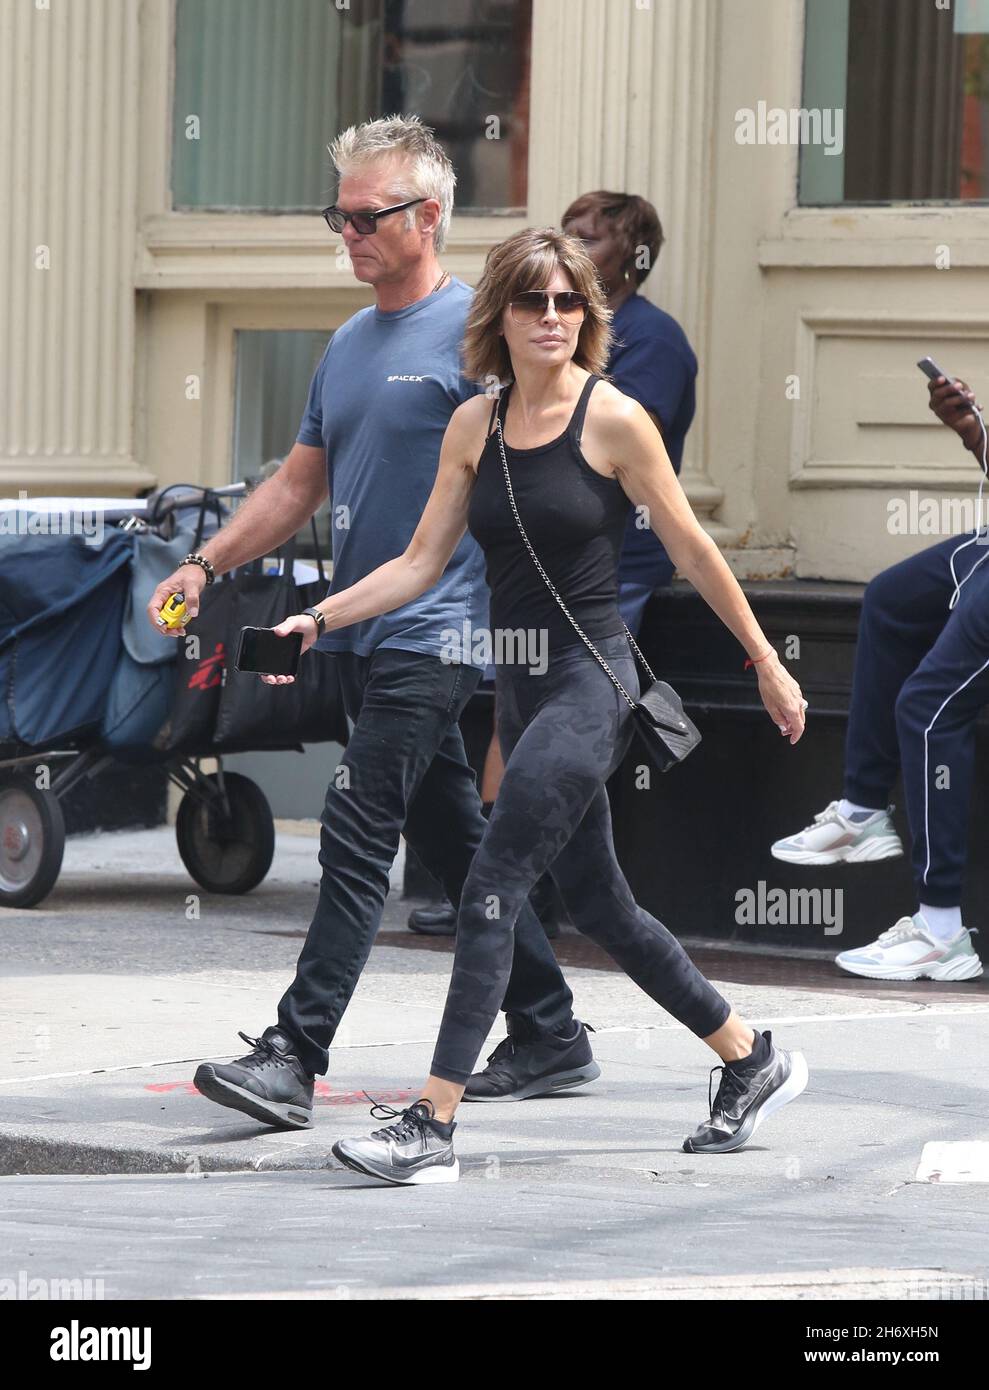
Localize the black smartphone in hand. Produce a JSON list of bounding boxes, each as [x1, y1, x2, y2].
[[235, 626, 303, 676]]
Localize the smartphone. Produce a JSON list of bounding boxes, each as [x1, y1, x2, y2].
[[917, 356, 950, 383], [235, 626, 303, 677]]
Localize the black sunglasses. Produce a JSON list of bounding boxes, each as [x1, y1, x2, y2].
[[321, 198, 426, 236], [508, 291, 589, 324]]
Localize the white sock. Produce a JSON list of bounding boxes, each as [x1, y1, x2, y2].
[[917, 904, 963, 942], [838, 798, 882, 822]]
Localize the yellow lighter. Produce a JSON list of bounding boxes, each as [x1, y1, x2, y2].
[[158, 591, 189, 630]]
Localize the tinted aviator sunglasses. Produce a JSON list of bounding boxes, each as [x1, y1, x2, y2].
[[508, 290, 589, 324], [321, 198, 426, 235]]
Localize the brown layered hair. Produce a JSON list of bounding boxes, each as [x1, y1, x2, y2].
[[462, 227, 612, 386]]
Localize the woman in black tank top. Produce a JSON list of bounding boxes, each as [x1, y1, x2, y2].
[[310, 228, 811, 1184], [467, 372, 632, 655]]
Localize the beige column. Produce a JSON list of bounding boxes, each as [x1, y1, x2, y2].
[[0, 0, 152, 497], [528, 0, 735, 543]]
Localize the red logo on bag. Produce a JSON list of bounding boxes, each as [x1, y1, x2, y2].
[[188, 643, 225, 691]]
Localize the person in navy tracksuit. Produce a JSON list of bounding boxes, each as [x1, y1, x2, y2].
[[772, 374, 987, 983]]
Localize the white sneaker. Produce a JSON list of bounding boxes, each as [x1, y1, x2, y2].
[[771, 801, 903, 866], [835, 915, 983, 982]]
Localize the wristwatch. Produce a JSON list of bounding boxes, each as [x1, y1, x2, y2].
[[302, 606, 325, 636]]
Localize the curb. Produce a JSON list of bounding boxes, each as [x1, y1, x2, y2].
[[0, 1131, 336, 1177]]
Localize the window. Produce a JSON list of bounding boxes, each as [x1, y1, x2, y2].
[[233, 330, 333, 561], [171, 0, 531, 214], [800, 0, 989, 204]]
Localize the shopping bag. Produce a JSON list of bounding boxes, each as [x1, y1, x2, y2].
[[152, 575, 239, 754], [212, 530, 347, 751]]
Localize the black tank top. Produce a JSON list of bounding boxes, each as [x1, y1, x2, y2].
[[467, 374, 632, 651]]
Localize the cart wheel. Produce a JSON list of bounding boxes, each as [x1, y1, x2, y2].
[[0, 777, 66, 908], [175, 771, 274, 895]]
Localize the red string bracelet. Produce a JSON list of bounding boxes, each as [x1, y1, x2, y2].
[[744, 649, 775, 671]]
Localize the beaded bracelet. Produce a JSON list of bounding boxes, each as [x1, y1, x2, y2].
[[181, 552, 216, 585]]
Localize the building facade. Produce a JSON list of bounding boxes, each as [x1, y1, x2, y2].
[[4, 0, 989, 584]]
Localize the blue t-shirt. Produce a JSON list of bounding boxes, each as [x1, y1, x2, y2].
[[296, 277, 489, 665], [608, 294, 697, 584]]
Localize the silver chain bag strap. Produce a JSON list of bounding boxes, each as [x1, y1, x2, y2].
[[494, 406, 701, 772]]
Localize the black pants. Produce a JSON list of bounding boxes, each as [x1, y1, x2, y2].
[[430, 633, 732, 1085], [277, 648, 576, 1076], [844, 529, 989, 905]]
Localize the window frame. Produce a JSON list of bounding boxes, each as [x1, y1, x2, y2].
[[148, 0, 532, 245]]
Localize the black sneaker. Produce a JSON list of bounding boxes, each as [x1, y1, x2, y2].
[[194, 1026, 314, 1130], [463, 1018, 600, 1101], [332, 1100, 459, 1185], [407, 901, 457, 936], [407, 891, 560, 939], [682, 1030, 808, 1154]]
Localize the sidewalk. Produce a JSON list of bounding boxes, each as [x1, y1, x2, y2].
[[1, 825, 988, 1297], [3, 822, 983, 1184]]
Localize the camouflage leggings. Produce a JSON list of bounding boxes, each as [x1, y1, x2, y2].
[[430, 632, 732, 1084]]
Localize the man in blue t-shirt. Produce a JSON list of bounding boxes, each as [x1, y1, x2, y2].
[[563, 191, 698, 635], [149, 118, 589, 1125]]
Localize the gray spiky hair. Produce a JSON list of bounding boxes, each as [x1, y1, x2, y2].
[[329, 114, 456, 252]]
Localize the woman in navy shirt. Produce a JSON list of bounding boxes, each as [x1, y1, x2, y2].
[[563, 190, 698, 636]]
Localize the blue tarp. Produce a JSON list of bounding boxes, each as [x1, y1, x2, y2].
[[0, 529, 134, 748]]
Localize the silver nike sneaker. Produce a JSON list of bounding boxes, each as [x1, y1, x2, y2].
[[771, 801, 903, 866], [332, 1100, 459, 1185], [683, 1030, 808, 1154]]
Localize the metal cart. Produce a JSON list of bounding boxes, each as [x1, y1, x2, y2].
[[0, 484, 330, 908]]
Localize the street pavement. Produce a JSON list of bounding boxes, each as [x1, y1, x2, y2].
[[1, 825, 988, 1301]]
